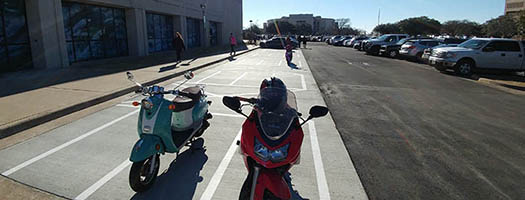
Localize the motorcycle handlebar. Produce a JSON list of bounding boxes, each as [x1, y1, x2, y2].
[[237, 97, 257, 104]]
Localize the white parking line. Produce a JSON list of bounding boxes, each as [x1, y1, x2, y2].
[[363, 62, 370, 66], [75, 160, 131, 200], [230, 72, 248, 85], [299, 61, 302, 67], [1, 110, 139, 176], [211, 112, 245, 118], [116, 104, 138, 108], [279, 60, 283, 66], [196, 71, 222, 84], [347, 62, 353, 65], [200, 128, 243, 200], [308, 121, 331, 200]]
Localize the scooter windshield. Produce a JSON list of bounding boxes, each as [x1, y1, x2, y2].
[[256, 88, 298, 141]]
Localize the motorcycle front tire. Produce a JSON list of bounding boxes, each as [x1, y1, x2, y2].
[[129, 154, 160, 192]]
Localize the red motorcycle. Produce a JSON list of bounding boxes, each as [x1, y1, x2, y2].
[[222, 77, 329, 200]]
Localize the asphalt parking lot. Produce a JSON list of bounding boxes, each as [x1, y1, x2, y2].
[[0, 48, 367, 200], [303, 42, 525, 200]]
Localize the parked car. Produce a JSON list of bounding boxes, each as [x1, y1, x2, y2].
[[421, 43, 460, 63], [349, 36, 369, 48], [429, 38, 525, 76], [437, 37, 468, 45], [328, 35, 343, 45], [259, 37, 299, 49], [363, 34, 409, 55], [399, 39, 441, 61], [379, 38, 412, 58], [334, 36, 353, 46], [359, 37, 377, 51]]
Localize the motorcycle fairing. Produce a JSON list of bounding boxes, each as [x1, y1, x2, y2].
[[129, 134, 164, 162], [254, 169, 291, 200]]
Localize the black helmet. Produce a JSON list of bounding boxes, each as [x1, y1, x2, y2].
[[258, 77, 287, 112], [259, 77, 287, 91]]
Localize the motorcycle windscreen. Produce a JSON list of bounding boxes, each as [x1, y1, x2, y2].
[[256, 88, 298, 141]]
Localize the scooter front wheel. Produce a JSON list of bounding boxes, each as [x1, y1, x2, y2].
[[129, 154, 160, 192]]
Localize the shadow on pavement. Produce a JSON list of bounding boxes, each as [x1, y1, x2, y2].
[[288, 62, 300, 70], [0, 44, 248, 98], [158, 64, 178, 72], [130, 138, 208, 200]]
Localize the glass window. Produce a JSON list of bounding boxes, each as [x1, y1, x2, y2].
[[1, 0, 32, 73], [210, 21, 218, 46], [146, 13, 174, 53], [187, 18, 201, 48], [62, 2, 128, 63], [485, 41, 520, 52]]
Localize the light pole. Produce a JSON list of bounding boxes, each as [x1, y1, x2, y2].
[[249, 20, 253, 44], [200, 3, 208, 47]]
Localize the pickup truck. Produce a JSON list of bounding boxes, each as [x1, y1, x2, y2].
[[363, 34, 409, 55], [429, 38, 525, 76]]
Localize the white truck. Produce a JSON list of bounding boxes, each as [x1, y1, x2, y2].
[[428, 38, 525, 76]]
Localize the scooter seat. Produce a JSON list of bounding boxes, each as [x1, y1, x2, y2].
[[182, 86, 202, 96], [172, 96, 196, 111]]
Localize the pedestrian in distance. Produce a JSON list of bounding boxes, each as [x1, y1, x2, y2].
[[303, 36, 307, 49], [174, 32, 186, 63], [230, 33, 237, 56]]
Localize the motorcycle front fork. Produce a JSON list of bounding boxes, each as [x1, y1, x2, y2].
[[250, 166, 261, 200]]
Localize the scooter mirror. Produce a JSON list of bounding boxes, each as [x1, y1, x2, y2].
[[184, 71, 194, 80], [222, 96, 241, 111], [309, 106, 329, 118], [126, 72, 134, 81]]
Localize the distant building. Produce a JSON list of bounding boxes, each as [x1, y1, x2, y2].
[[505, 0, 525, 15], [266, 14, 336, 34]]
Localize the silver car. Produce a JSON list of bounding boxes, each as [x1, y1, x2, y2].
[[399, 39, 441, 61]]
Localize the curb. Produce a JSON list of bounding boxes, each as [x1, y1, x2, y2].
[[0, 47, 259, 139]]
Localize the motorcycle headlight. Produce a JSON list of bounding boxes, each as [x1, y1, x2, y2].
[[254, 138, 269, 161], [254, 138, 290, 162], [270, 143, 289, 162], [141, 99, 153, 110]]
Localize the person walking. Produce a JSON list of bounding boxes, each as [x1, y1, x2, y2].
[[174, 32, 185, 63], [302, 36, 307, 49], [230, 33, 237, 56]]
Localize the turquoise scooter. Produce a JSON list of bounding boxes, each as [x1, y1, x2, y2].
[[126, 71, 212, 192]]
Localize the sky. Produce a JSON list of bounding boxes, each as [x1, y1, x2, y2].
[[242, 0, 506, 33]]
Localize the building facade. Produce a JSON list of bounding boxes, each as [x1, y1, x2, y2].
[[266, 14, 335, 35], [505, 0, 525, 15], [0, 0, 242, 73]]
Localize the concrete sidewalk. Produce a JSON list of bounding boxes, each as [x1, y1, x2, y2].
[[0, 44, 258, 139]]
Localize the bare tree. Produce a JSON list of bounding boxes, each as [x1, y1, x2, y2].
[[335, 18, 351, 29]]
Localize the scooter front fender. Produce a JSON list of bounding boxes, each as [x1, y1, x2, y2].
[[130, 135, 164, 162]]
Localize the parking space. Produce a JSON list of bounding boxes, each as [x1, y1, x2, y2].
[[0, 48, 367, 200]]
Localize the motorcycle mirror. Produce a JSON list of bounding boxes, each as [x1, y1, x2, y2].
[[222, 96, 241, 111], [184, 71, 194, 80], [126, 72, 134, 81], [308, 106, 329, 118]]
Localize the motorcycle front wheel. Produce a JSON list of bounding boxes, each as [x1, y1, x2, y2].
[[129, 154, 160, 192]]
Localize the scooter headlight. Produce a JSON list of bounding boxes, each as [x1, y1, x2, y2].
[[141, 99, 153, 110], [254, 138, 290, 162]]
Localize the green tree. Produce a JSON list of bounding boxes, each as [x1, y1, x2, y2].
[[397, 16, 441, 36], [441, 20, 482, 37], [517, 11, 525, 39], [373, 23, 401, 34], [482, 15, 517, 38]]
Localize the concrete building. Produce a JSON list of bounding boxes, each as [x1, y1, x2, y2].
[[0, 0, 242, 73], [505, 0, 525, 15], [266, 14, 336, 35]]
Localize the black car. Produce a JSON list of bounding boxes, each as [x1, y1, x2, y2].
[[333, 36, 353, 46], [260, 37, 299, 49], [379, 38, 411, 58]]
